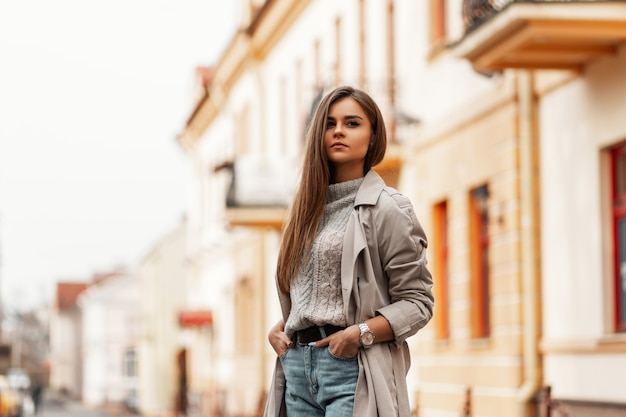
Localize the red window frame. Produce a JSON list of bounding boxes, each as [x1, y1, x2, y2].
[[612, 143, 626, 332], [433, 200, 449, 340], [469, 185, 490, 339]]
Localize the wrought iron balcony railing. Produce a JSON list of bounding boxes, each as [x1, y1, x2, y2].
[[463, 0, 612, 32]]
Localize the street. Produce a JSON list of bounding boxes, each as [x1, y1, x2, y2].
[[36, 391, 140, 417]]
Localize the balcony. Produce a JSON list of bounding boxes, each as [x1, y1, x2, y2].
[[225, 206, 286, 229], [222, 154, 295, 229], [221, 149, 404, 228], [455, 0, 626, 71]]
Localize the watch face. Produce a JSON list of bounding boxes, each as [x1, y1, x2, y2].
[[361, 332, 374, 346]]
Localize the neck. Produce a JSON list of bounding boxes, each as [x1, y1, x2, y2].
[[332, 165, 364, 183]]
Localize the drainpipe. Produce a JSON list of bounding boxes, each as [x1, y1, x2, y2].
[[252, 54, 267, 154], [259, 231, 267, 392], [516, 70, 542, 417]]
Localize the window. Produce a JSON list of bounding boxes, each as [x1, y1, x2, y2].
[[386, 0, 397, 142], [612, 143, 626, 331], [123, 348, 137, 378], [433, 200, 449, 340], [429, 0, 447, 47], [235, 277, 255, 354], [280, 77, 287, 151], [235, 106, 250, 155], [334, 17, 342, 86], [295, 59, 305, 140], [427, 0, 450, 60], [358, 0, 366, 88], [314, 38, 321, 90], [469, 185, 490, 339]]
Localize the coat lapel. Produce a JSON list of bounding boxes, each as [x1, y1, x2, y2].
[[341, 170, 385, 321], [341, 208, 366, 318]]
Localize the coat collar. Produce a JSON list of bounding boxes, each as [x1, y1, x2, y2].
[[354, 169, 386, 206]]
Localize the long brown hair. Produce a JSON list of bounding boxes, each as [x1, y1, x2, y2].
[[276, 86, 387, 293]]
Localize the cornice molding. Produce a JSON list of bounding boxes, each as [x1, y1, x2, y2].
[[180, 0, 312, 147]]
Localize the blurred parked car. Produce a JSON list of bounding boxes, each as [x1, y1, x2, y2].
[[7, 368, 32, 417], [0, 375, 21, 417], [6, 369, 31, 393]]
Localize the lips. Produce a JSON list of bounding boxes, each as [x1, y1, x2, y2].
[[331, 141, 347, 148]]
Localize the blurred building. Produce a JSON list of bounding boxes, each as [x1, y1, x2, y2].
[[177, 1, 626, 416], [0, 304, 50, 414], [49, 281, 87, 398], [78, 268, 140, 411], [5, 309, 49, 384], [137, 220, 190, 417]]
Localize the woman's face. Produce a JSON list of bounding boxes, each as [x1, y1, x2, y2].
[[323, 97, 372, 182]]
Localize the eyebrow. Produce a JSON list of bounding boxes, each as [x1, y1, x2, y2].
[[327, 114, 364, 120]]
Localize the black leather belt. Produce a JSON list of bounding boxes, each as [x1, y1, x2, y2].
[[296, 324, 346, 345]]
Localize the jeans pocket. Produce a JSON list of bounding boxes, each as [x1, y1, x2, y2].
[[327, 346, 358, 362]]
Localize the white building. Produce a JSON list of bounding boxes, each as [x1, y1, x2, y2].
[[78, 269, 140, 410], [49, 282, 87, 399]]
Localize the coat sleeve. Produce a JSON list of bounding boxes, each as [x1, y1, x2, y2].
[[374, 191, 434, 345]]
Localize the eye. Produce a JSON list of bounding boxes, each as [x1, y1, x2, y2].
[[347, 120, 361, 127], [326, 120, 336, 129]]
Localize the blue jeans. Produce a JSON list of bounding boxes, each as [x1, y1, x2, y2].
[[281, 343, 359, 417]]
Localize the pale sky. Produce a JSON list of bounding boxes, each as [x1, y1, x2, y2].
[[0, 1, 238, 311]]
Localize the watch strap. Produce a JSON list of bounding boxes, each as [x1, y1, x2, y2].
[[358, 322, 375, 348]]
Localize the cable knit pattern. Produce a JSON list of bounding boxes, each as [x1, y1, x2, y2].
[[285, 177, 364, 337]]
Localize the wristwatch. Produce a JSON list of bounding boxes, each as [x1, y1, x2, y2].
[[358, 322, 375, 348]]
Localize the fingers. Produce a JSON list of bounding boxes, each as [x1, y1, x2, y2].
[[278, 332, 293, 348], [268, 326, 292, 355], [278, 338, 294, 357], [311, 336, 329, 348], [326, 330, 360, 358]]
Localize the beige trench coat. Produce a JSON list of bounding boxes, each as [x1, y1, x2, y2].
[[264, 170, 434, 417]]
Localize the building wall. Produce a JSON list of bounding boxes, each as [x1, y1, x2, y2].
[[80, 273, 140, 408], [49, 308, 83, 398], [184, 232, 238, 416], [81, 302, 106, 405], [540, 43, 626, 407], [229, 231, 269, 413], [407, 74, 528, 417], [138, 223, 188, 417]]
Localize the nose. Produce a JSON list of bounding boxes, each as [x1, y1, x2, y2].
[[333, 122, 344, 137]]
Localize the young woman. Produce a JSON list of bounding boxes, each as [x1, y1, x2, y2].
[[264, 86, 434, 417]]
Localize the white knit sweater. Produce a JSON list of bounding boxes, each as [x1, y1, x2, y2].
[[284, 177, 364, 337]]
